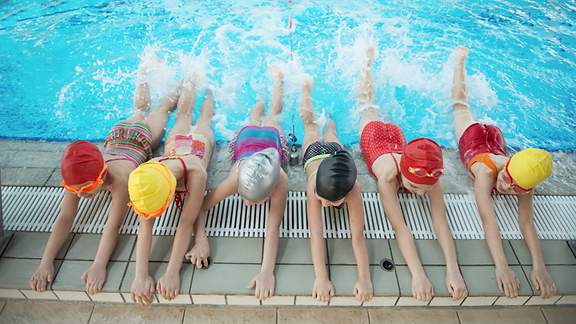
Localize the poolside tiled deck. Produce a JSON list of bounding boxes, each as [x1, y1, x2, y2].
[[0, 231, 575, 306], [0, 301, 574, 324], [0, 139, 575, 308]]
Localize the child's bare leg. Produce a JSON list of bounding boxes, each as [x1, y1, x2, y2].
[[127, 82, 151, 123], [300, 80, 321, 155], [452, 47, 475, 140], [248, 100, 265, 126], [167, 78, 197, 138], [359, 48, 381, 132], [263, 65, 284, 134], [144, 86, 180, 149], [322, 117, 342, 146], [194, 90, 216, 164]]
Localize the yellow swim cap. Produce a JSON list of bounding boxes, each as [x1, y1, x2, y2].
[[128, 162, 176, 219], [506, 148, 552, 190]]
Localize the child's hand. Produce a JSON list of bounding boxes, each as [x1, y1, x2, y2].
[[312, 277, 334, 303], [29, 262, 54, 292], [446, 269, 468, 300], [495, 266, 520, 298], [185, 234, 210, 268], [157, 271, 180, 301], [248, 271, 275, 301], [353, 278, 373, 303], [81, 263, 107, 295], [530, 267, 556, 299], [412, 272, 433, 302], [131, 275, 155, 305]]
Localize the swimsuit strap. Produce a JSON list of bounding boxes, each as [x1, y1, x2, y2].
[[467, 153, 499, 178], [304, 153, 331, 175], [390, 153, 403, 187], [158, 156, 189, 209], [105, 157, 133, 163]]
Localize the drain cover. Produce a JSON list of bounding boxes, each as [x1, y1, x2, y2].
[[379, 258, 394, 271]]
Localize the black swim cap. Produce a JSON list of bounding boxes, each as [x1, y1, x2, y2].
[[316, 150, 357, 201]]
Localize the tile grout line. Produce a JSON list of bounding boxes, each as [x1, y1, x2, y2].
[[539, 307, 550, 324], [366, 308, 371, 324], [86, 302, 96, 324], [455, 309, 462, 324], [43, 168, 58, 186]]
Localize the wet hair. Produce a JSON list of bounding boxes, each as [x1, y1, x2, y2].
[[316, 150, 357, 201]]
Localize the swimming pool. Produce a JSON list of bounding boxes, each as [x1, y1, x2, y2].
[[0, 0, 574, 151]]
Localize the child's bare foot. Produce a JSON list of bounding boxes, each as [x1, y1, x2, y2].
[[365, 47, 375, 66], [454, 46, 469, 62], [81, 263, 107, 295], [29, 262, 54, 292], [269, 65, 283, 82], [157, 271, 180, 300], [185, 234, 210, 268]]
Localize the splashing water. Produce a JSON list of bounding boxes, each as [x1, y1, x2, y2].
[[0, 0, 574, 151]]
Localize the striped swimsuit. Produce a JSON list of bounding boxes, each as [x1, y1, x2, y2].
[[228, 126, 288, 165], [104, 121, 153, 166]]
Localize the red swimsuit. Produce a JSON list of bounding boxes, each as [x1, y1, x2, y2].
[[360, 121, 406, 172]]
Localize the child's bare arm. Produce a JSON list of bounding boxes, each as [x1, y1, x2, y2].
[[82, 186, 130, 295], [249, 171, 288, 300], [131, 217, 155, 304], [30, 192, 79, 291], [428, 184, 468, 300], [157, 169, 207, 301], [378, 180, 433, 301], [347, 183, 373, 303], [202, 167, 238, 211], [517, 191, 556, 298], [307, 184, 333, 302], [473, 175, 519, 298], [167, 169, 207, 274], [261, 171, 287, 274]]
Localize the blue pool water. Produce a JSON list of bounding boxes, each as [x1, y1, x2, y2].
[[0, 1, 575, 151]]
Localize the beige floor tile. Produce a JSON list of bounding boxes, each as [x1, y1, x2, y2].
[[183, 306, 276, 324], [369, 308, 459, 324], [525, 295, 561, 305], [261, 296, 295, 305], [20, 289, 58, 300], [0, 300, 93, 324], [541, 306, 576, 324], [556, 295, 576, 305], [278, 307, 368, 324], [90, 303, 184, 323], [458, 308, 547, 324], [0, 288, 25, 299], [362, 296, 397, 307], [191, 294, 226, 305], [226, 295, 261, 305], [295, 296, 328, 306]]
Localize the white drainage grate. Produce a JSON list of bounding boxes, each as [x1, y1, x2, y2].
[[2, 186, 576, 240]]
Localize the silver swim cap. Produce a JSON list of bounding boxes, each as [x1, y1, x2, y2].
[[238, 147, 281, 202]]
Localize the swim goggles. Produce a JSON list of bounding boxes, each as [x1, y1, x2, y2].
[[61, 164, 107, 194], [408, 166, 443, 178], [504, 160, 531, 194]]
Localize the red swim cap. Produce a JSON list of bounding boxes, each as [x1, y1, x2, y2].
[[399, 138, 443, 186], [61, 141, 104, 186]]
